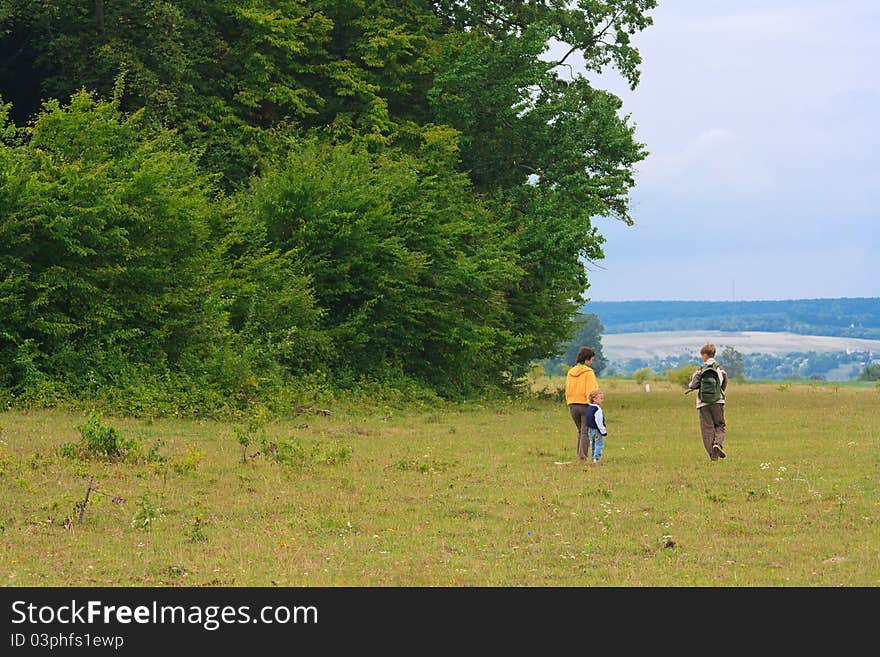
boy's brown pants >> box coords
[698,403,726,457]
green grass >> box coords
[1,379,877,586]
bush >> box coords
[241,136,519,397]
[633,368,654,385]
[60,414,137,461]
[0,90,225,397]
[261,436,352,468]
[666,365,695,387]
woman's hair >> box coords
[576,347,596,364]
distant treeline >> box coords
[585,298,880,339]
[605,350,877,382]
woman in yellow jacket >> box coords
[565,347,599,461]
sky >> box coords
[561,0,879,302]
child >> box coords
[686,343,728,461]
[585,389,608,463]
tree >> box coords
[0,1,442,188]
[561,312,607,374]
[427,1,655,365]
[0,89,224,391]
[239,133,520,396]
[0,1,660,401]
[719,346,745,379]
[633,368,654,385]
[858,364,880,381]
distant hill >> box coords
[583,298,880,340]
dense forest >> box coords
[585,298,880,339]
[0,2,657,414]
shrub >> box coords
[130,494,162,530]
[60,414,137,461]
[633,368,654,385]
[0,89,226,401]
[171,445,205,475]
[666,365,695,387]
[261,436,352,468]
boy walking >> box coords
[686,343,728,461]
[565,347,599,461]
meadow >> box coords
[1,379,877,587]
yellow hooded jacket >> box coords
[565,364,598,405]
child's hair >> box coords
[576,346,595,363]
[588,389,604,403]
[700,343,717,358]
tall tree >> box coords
[0,1,443,188]
[719,346,745,379]
[428,1,655,365]
[240,132,520,396]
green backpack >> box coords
[698,362,723,403]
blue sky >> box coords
[563,1,879,302]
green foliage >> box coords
[61,414,137,461]
[666,366,695,387]
[541,312,608,374]
[858,364,880,381]
[171,444,205,475]
[131,493,162,530]
[393,457,454,474]
[0,98,18,142]
[234,415,267,463]
[260,435,352,468]
[633,367,654,385]
[0,1,660,409]
[0,90,225,391]
[242,135,520,397]
[719,346,745,379]
[426,3,653,367]
[212,206,330,377]
[0,1,443,188]
[187,514,209,544]
[146,439,167,463]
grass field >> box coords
[1,379,878,587]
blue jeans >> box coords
[588,428,605,461]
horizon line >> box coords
[585,296,880,304]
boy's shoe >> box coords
[713,444,726,459]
